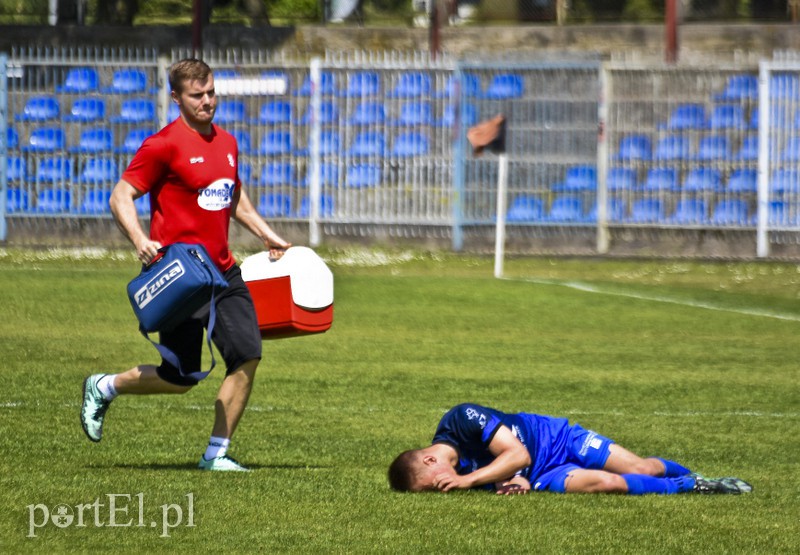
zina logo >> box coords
[134,261,185,309]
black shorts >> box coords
[155,264,262,387]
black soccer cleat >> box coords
[692,476,747,494]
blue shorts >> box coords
[531,423,614,493]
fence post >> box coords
[308,57,322,247]
[157,55,170,130]
[596,64,609,254]
[0,53,7,242]
[756,61,770,258]
[451,65,465,251]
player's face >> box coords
[173,76,216,131]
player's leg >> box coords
[602,443,689,477]
[563,469,629,493]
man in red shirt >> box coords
[80,58,291,471]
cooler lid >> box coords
[240,247,334,309]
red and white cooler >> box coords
[240,247,333,339]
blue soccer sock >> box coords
[623,474,695,495]
[657,458,691,477]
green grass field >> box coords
[0,248,798,553]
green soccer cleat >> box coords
[719,477,753,493]
[80,374,111,443]
[692,476,743,494]
[198,454,250,472]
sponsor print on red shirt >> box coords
[122,117,240,271]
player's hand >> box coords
[268,243,291,261]
[433,472,470,492]
[496,483,529,496]
[136,239,163,265]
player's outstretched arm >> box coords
[109,179,161,264]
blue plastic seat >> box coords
[103,69,148,94]
[709,104,748,130]
[296,131,341,157]
[436,73,481,98]
[303,163,339,187]
[7,157,28,182]
[257,193,293,218]
[341,72,380,97]
[134,194,150,215]
[768,201,799,226]
[6,187,30,213]
[346,164,382,188]
[552,165,596,192]
[483,73,524,99]
[388,72,432,98]
[258,131,293,156]
[116,128,154,154]
[663,103,706,130]
[627,198,665,223]
[393,101,432,126]
[587,198,626,222]
[780,136,800,161]
[110,98,156,124]
[643,168,678,191]
[79,189,112,214]
[259,162,297,187]
[436,103,478,128]
[297,195,334,218]
[710,199,750,225]
[214,100,247,124]
[80,158,119,184]
[546,196,585,222]
[56,67,99,93]
[63,98,106,123]
[168,103,180,122]
[616,134,652,161]
[770,73,800,98]
[714,74,758,101]
[391,132,429,157]
[299,101,339,126]
[35,157,72,183]
[668,198,708,225]
[22,127,65,152]
[607,167,638,190]
[506,195,545,222]
[349,131,386,157]
[7,127,19,149]
[771,169,799,195]
[230,129,252,155]
[695,135,730,160]
[654,135,691,161]
[238,162,253,185]
[349,101,386,126]
[70,127,114,153]
[683,168,723,192]
[16,96,60,122]
[728,169,758,193]
[36,188,72,213]
[735,135,758,161]
[294,72,337,96]
[257,100,292,124]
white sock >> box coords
[97,374,118,400]
[204,436,230,460]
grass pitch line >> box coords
[505,276,800,322]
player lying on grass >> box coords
[388,403,752,495]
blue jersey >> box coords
[431,403,608,489]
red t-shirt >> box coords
[122,118,240,271]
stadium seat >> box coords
[393,101,432,126]
[110,98,156,124]
[695,135,730,161]
[259,162,297,187]
[483,73,524,99]
[435,103,478,128]
[771,169,799,195]
[346,164,382,188]
[103,69,148,94]
[710,199,751,225]
[70,127,114,153]
[654,135,691,161]
[56,67,99,93]
[79,189,112,214]
[16,96,60,122]
[642,168,678,191]
[168,103,180,122]
[627,198,665,223]
[79,158,119,184]
[134,193,150,215]
[349,101,387,126]
[238,162,253,185]
[297,194,334,218]
[257,131,293,156]
[388,72,432,98]
[551,165,596,192]
[294,72,337,96]
[35,156,72,183]
[340,71,381,97]
[257,193,293,218]
[348,131,386,157]
[303,163,339,187]
[22,127,65,152]
[780,136,800,161]
[606,167,638,191]
[436,73,481,98]
[6,187,30,213]
[299,101,339,126]
[391,131,429,157]
[545,196,585,222]
[668,198,708,225]
[63,98,106,122]
[230,128,252,155]
[615,134,652,161]
[662,103,706,130]
[682,168,723,192]
[36,188,72,212]
[708,104,748,130]
[714,74,758,101]
[7,156,28,182]
[296,130,341,157]
[768,200,800,226]
[735,135,758,161]
[214,100,247,124]
[116,128,154,154]
[587,197,626,222]
[257,100,292,125]
[506,195,545,222]
[727,169,758,194]
[770,73,800,98]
